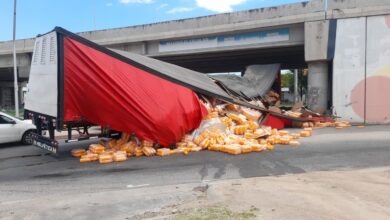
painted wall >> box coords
[333,15,390,123]
[333,17,366,123]
[365,15,390,123]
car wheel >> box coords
[22,130,35,145]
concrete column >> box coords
[307,61,328,114]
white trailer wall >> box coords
[24,32,58,117]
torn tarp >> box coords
[210,64,281,99]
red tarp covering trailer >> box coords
[63,37,208,146]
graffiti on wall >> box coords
[307,87,320,107]
[351,69,390,123]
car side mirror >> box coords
[10,120,16,125]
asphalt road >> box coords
[1,125,390,195]
[1,125,390,219]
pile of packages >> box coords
[71,103,315,164]
[259,91,341,128]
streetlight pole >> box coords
[294,69,299,102]
[93,0,96,30]
[13,0,19,117]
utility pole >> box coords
[294,69,299,102]
[13,0,19,117]
[93,0,96,30]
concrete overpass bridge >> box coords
[1,0,390,118]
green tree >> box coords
[281,71,294,92]
[281,69,308,101]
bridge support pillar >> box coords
[307,61,329,114]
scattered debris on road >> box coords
[69,103,354,164]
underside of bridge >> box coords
[155,45,306,73]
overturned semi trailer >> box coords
[24,27,309,154]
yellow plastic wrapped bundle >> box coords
[259,139,268,145]
[252,129,268,139]
[234,125,247,135]
[224,135,240,145]
[176,142,187,148]
[195,129,226,149]
[225,104,240,112]
[279,136,291,145]
[221,145,242,155]
[205,111,218,119]
[186,142,197,149]
[267,135,281,145]
[266,144,274,150]
[208,144,223,151]
[71,149,86,157]
[220,117,233,127]
[99,154,113,164]
[89,144,105,154]
[240,107,261,122]
[100,149,115,156]
[113,151,127,162]
[120,141,137,155]
[178,147,191,155]
[251,144,266,152]
[291,133,300,139]
[335,121,351,128]
[157,148,171,156]
[142,146,156,157]
[245,138,258,144]
[80,155,91,163]
[300,130,312,137]
[227,113,247,125]
[142,140,153,148]
[189,146,202,152]
[238,138,246,145]
[135,147,144,157]
[84,152,99,161]
[199,138,210,149]
[240,145,252,153]
[170,148,188,155]
[244,132,255,139]
[278,130,290,136]
[194,132,205,145]
[246,121,259,131]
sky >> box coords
[0,0,307,42]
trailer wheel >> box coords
[21,130,36,145]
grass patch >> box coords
[173,205,257,220]
[1,108,24,118]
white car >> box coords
[0,112,36,144]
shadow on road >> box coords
[0,142,25,149]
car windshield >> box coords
[0,115,15,124]
[0,112,20,122]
